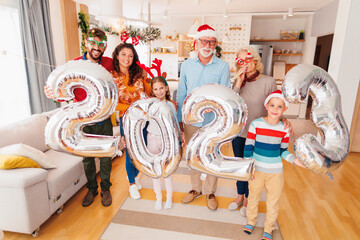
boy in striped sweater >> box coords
[243,90,304,240]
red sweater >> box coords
[71,54,114,102]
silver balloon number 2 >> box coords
[283,64,350,178]
[182,84,254,181]
[123,98,182,178]
[45,61,120,157]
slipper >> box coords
[262,232,272,240]
[243,224,254,235]
[228,200,243,210]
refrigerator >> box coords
[250,44,274,76]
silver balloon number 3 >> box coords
[283,64,350,177]
[123,98,182,178]
[45,61,120,157]
[182,84,254,181]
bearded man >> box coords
[176,24,230,210]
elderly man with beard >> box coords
[44,28,114,207]
[177,24,230,210]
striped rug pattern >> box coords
[101,161,283,240]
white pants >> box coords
[147,133,173,200]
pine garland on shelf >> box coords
[91,23,161,45]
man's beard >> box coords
[88,48,104,61]
[198,47,215,58]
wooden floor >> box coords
[3,121,360,239]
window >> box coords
[0,5,30,126]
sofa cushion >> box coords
[0,155,41,169]
[45,150,84,198]
[0,144,56,169]
[0,114,48,152]
[0,168,48,188]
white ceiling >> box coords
[76,0,335,20]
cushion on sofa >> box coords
[0,144,56,169]
[0,155,41,169]
[0,114,48,152]
[45,150,84,198]
[0,168,48,188]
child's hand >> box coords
[121,136,126,148]
[180,133,186,148]
[293,158,306,168]
[281,117,295,136]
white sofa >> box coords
[0,111,101,237]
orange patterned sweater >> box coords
[112,71,151,117]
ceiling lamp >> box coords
[283,14,287,20]
[188,18,200,37]
[195,0,200,5]
[163,10,168,19]
[288,8,294,17]
[225,0,231,4]
[224,9,228,18]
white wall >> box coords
[311,0,338,37]
[328,0,360,128]
[0,0,17,8]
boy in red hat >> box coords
[242,90,304,240]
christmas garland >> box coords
[91,24,161,45]
[78,11,90,54]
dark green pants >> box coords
[82,118,113,192]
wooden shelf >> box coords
[150,52,177,55]
[250,39,305,42]
[273,53,303,56]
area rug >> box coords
[101,160,283,240]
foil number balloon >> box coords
[123,98,182,178]
[282,64,350,177]
[45,61,120,157]
[182,84,254,181]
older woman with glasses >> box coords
[228,46,293,216]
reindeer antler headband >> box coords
[136,58,168,86]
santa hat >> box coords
[190,24,218,59]
[264,90,289,107]
[194,24,218,39]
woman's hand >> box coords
[44,86,55,99]
[121,136,126,148]
[293,158,306,168]
[232,67,247,89]
[281,117,294,136]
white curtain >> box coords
[0,6,31,126]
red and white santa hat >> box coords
[264,90,289,107]
[194,24,218,40]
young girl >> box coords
[147,76,183,210]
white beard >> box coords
[198,47,215,58]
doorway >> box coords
[306,34,334,118]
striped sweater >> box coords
[244,117,295,173]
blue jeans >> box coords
[120,117,148,184]
[232,136,249,198]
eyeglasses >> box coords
[198,38,217,46]
[87,38,107,49]
[235,57,253,65]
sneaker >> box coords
[181,190,202,203]
[101,190,112,207]
[129,184,141,199]
[164,198,172,209]
[82,190,98,207]
[154,199,162,210]
[240,206,247,217]
[135,177,142,190]
[262,232,273,240]
[228,200,243,211]
[206,194,218,210]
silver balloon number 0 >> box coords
[182,84,254,181]
[282,64,350,177]
[123,98,182,178]
[45,61,120,157]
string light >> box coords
[0,49,57,68]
